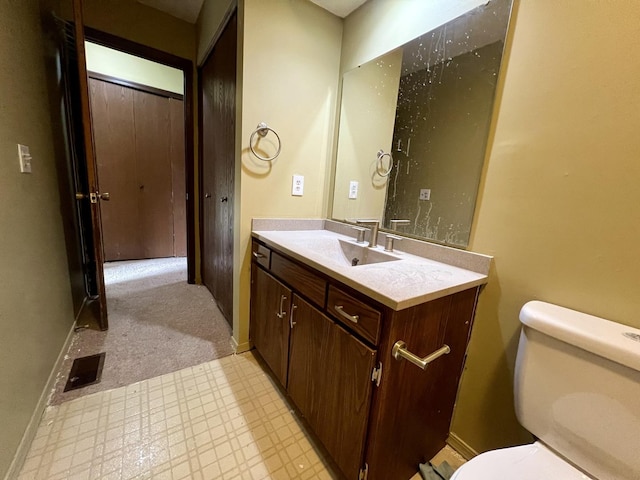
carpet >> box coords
[49,257,234,405]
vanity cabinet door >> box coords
[288,294,376,480]
[250,264,292,386]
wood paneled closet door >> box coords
[90,78,186,261]
[200,11,237,326]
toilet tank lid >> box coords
[520,301,640,372]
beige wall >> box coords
[235,0,343,348]
[85,42,184,94]
[0,1,75,477]
[453,0,640,452]
[332,48,401,222]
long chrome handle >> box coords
[276,295,287,319]
[252,251,265,259]
[392,341,450,370]
[290,304,297,328]
[334,305,359,324]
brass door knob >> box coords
[99,192,110,201]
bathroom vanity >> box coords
[250,220,490,480]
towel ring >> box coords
[250,122,281,161]
[376,149,393,177]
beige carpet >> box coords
[49,257,234,405]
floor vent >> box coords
[64,353,106,392]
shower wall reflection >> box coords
[384,39,504,246]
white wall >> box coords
[85,42,183,94]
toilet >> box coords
[451,300,640,480]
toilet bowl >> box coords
[450,301,640,480]
[450,442,591,479]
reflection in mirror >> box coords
[332,0,513,248]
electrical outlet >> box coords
[18,144,32,173]
[292,175,304,196]
[419,188,431,201]
[349,181,358,199]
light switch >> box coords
[292,175,304,196]
[349,181,358,199]
[18,144,32,173]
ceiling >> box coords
[136,0,368,24]
[137,0,205,24]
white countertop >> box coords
[252,229,488,310]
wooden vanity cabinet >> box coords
[250,239,480,480]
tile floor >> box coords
[18,352,337,480]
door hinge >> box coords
[359,463,369,480]
[371,362,382,387]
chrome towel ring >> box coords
[250,122,281,161]
[376,149,393,177]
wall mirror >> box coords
[331,0,513,248]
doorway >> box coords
[85,43,187,262]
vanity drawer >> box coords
[270,252,327,307]
[251,241,271,269]
[327,285,381,345]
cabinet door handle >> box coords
[276,295,287,319]
[392,341,450,370]
[253,251,265,259]
[290,304,297,328]
[334,305,359,324]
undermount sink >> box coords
[338,239,399,266]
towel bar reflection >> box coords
[250,122,282,161]
[392,341,450,370]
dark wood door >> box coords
[90,78,186,261]
[72,0,108,329]
[288,294,376,480]
[200,12,237,325]
[250,265,292,385]
[90,79,140,261]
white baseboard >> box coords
[447,432,479,460]
[3,322,76,480]
[231,336,251,354]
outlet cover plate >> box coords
[419,188,431,201]
[292,175,304,196]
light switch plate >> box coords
[292,175,304,196]
[349,181,358,199]
[18,144,32,173]
[419,188,431,200]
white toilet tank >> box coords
[515,301,640,480]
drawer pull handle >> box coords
[290,304,297,328]
[276,295,287,319]
[392,341,450,370]
[334,305,359,324]
[253,251,265,259]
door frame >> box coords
[84,27,197,283]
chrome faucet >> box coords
[355,220,380,248]
[390,219,410,231]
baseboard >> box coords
[231,336,251,354]
[3,321,76,480]
[447,432,479,460]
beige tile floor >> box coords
[18,352,337,480]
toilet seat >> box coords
[450,442,593,480]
